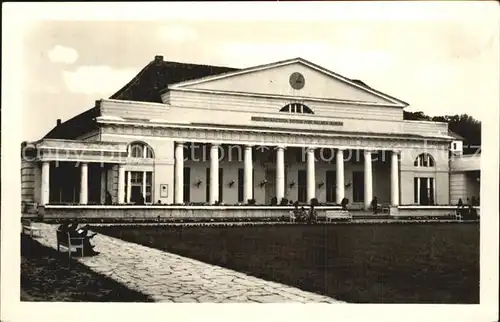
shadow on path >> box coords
[21,234,154,302]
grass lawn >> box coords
[20,234,154,302]
[93,223,479,303]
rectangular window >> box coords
[219,168,223,202]
[238,168,244,202]
[50,162,80,203]
[420,177,429,205]
[352,171,364,202]
[414,177,419,204]
[326,170,336,203]
[183,167,191,203]
[206,167,210,202]
[145,171,152,203]
[124,171,128,202]
[252,169,255,201]
[415,177,436,205]
[128,171,144,203]
[429,177,435,205]
[125,171,153,204]
[297,169,307,203]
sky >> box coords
[12,2,500,141]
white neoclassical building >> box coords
[21,56,480,212]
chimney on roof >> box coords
[154,55,164,63]
[56,119,61,126]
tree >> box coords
[403,111,481,145]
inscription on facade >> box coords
[251,116,343,126]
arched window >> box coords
[414,153,435,167]
[128,142,154,158]
[280,103,314,114]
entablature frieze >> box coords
[100,123,450,152]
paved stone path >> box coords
[32,223,343,303]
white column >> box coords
[363,150,373,209]
[336,148,345,204]
[118,165,125,204]
[142,171,147,202]
[276,146,285,203]
[126,171,132,203]
[244,145,253,202]
[210,143,219,204]
[41,161,50,205]
[79,162,88,205]
[306,148,316,203]
[175,142,184,204]
[391,150,400,206]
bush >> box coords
[270,197,278,206]
[280,198,289,206]
[310,198,319,206]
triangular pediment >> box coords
[168,58,408,106]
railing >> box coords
[450,154,481,171]
[37,139,128,152]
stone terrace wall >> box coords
[37,205,343,220]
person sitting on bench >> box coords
[299,207,307,221]
[73,223,97,239]
[60,220,99,256]
[341,197,349,210]
[371,197,379,214]
[308,205,318,224]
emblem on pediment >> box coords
[289,72,305,90]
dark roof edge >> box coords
[43,105,101,139]
[109,60,154,100]
[42,58,157,139]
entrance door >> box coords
[326,170,336,203]
[419,177,427,205]
[131,185,142,203]
[297,169,307,203]
[87,164,102,204]
[352,171,365,203]
[265,169,276,204]
[417,177,435,205]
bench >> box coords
[325,210,352,222]
[379,204,390,213]
[21,219,41,237]
[56,229,85,258]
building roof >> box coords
[44,55,389,139]
[448,129,465,141]
[44,56,238,139]
[110,55,238,103]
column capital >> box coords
[276,145,286,150]
[210,142,222,148]
[176,141,186,146]
[305,146,315,153]
[245,144,254,149]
